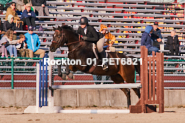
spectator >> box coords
[0,37,8,58]
[0,0,11,11]
[25,26,45,58]
[12,0,29,12]
[21,3,36,29]
[0,18,4,38]
[4,14,15,31]
[5,2,20,23]
[1,30,18,58]
[141,25,159,54]
[99,24,116,52]
[4,14,17,40]
[151,21,162,49]
[166,30,179,56]
[31,0,49,18]
[16,34,29,57]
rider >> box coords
[77,17,108,70]
[99,24,116,52]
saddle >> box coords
[92,43,115,59]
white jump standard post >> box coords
[24,52,62,113]
[24,52,141,114]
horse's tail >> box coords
[128,56,140,76]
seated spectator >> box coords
[4,14,17,40]
[0,0,11,11]
[4,14,15,32]
[25,26,45,58]
[151,22,162,49]
[99,24,116,52]
[1,30,18,58]
[141,25,159,54]
[0,40,8,58]
[5,2,23,30]
[0,18,4,38]
[31,0,49,19]
[166,30,179,56]
[16,34,29,57]
[5,2,20,23]
[21,3,36,29]
[12,0,28,12]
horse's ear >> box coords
[59,26,63,31]
[57,26,61,31]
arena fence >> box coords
[0,56,185,89]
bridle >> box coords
[53,30,83,53]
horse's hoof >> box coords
[62,74,67,80]
[66,71,70,75]
[68,73,75,79]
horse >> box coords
[50,25,140,108]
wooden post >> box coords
[159,53,164,113]
[130,46,164,113]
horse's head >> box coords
[50,26,67,52]
[50,25,79,52]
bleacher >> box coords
[0,0,184,58]
[1,0,185,89]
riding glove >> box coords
[82,36,88,40]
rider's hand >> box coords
[82,36,88,40]
[157,38,162,42]
[109,44,112,47]
[42,4,45,7]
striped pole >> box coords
[39,60,42,107]
[42,60,45,106]
[45,61,48,106]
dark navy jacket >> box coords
[21,10,36,19]
[141,26,153,49]
[151,28,162,41]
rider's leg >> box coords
[97,37,105,53]
[96,37,108,70]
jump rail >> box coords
[24,46,164,113]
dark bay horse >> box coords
[50,25,140,107]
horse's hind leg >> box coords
[121,88,131,108]
[132,88,140,98]
[110,74,131,108]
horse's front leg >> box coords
[66,65,75,79]
[57,64,67,80]
[66,64,70,75]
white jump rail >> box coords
[51,83,141,90]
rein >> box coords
[66,35,83,53]
[66,35,81,46]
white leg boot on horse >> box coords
[65,65,75,80]
[58,65,67,81]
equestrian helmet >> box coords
[79,17,88,25]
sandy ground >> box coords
[0,107,185,123]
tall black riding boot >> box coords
[99,50,108,71]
